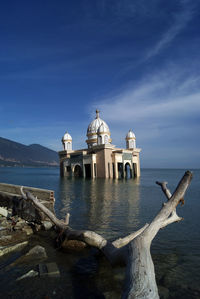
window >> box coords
[104,135,108,144]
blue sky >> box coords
[0,0,199,168]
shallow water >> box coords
[0,167,199,298]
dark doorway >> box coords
[125,163,132,179]
[118,163,123,179]
[74,165,83,177]
[85,164,91,178]
[66,166,71,177]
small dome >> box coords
[126,129,135,139]
[97,122,110,134]
[87,110,110,136]
[62,132,72,141]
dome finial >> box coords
[96,109,100,119]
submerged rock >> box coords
[26,245,47,259]
[16,269,38,281]
[11,245,47,265]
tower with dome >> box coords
[58,110,141,178]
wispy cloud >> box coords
[96,67,200,124]
[145,0,195,60]
[92,64,200,167]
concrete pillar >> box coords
[135,160,141,177]
[132,165,135,178]
[83,164,86,178]
[91,162,95,178]
[114,162,118,179]
[71,165,75,177]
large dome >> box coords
[87,110,110,136]
[86,110,111,148]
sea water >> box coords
[0,167,199,298]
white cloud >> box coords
[145,1,195,59]
[91,65,200,167]
[96,70,200,125]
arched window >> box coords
[98,135,102,145]
[130,140,134,148]
[104,135,109,144]
[67,142,71,150]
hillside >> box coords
[0,137,59,167]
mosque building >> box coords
[58,110,141,179]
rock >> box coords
[16,269,38,281]
[0,226,9,237]
[0,218,9,226]
[22,226,33,235]
[0,241,28,257]
[42,221,53,231]
[26,245,47,259]
[14,219,26,230]
[62,239,87,252]
[11,245,47,265]
[0,207,10,217]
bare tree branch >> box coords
[20,171,193,299]
[156,181,172,199]
[21,187,68,230]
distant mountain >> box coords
[0,137,59,167]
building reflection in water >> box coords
[56,177,141,240]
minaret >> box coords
[62,132,72,151]
[126,129,136,149]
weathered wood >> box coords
[123,171,192,299]
[21,171,192,299]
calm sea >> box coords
[0,167,199,298]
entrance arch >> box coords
[125,162,132,179]
[74,164,83,177]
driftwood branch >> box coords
[156,181,183,228]
[156,181,172,199]
[21,171,192,299]
[20,187,68,230]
